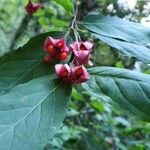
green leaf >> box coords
[90,99,105,113]
[0,31,63,95]
[0,75,72,149]
[82,15,150,63]
[51,17,69,27]
[54,0,74,13]
[78,67,150,121]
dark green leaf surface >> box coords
[78,67,150,121]
[0,75,71,150]
[82,15,150,63]
[54,0,74,13]
[0,31,63,95]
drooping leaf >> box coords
[0,75,72,150]
[0,31,63,95]
[93,33,150,63]
[53,0,74,13]
[82,14,150,63]
[78,67,150,121]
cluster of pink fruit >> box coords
[44,37,94,84]
[25,0,94,84]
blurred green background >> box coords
[0,0,150,149]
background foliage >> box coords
[0,0,150,149]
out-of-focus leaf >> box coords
[53,0,74,13]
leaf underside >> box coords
[82,14,150,63]
[78,67,150,121]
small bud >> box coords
[25,0,42,15]
[44,55,52,63]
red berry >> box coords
[44,55,51,63]
[57,42,64,49]
[47,45,55,54]
[59,52,68,61]
[75,67,83,77]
